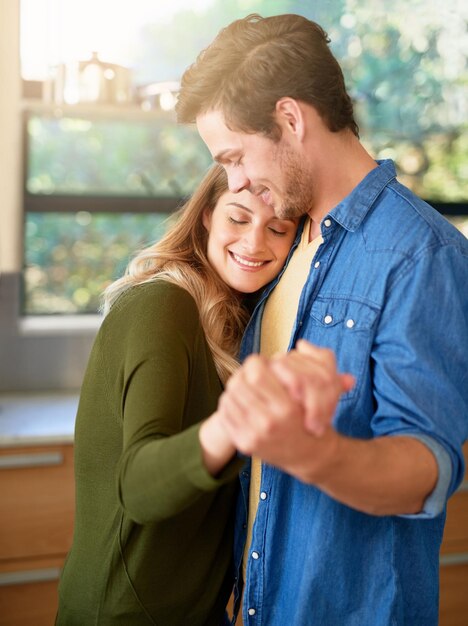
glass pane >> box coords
[26,114,212,197]
[23,212,171,314]
[340,5,468,203]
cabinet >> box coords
[0,444,74,626]
[0,437,465,625]
[440,442,468,626]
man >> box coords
[176,13,468,625]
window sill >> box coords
[18,314,102,337]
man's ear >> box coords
[202,208,212,232]
[275,97,305,142]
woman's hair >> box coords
[176,13,359,139]
[102,164,249,383]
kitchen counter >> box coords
[0,392,78,447]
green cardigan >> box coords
[56,281,243,626]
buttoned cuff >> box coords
[399,434,452,519]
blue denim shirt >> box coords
[232,160,468,626]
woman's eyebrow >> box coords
[226,202,253,213]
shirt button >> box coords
[260,491,267,500]
[248,608,256,616]
[314,261,320,268]
[251,551,260,560]
[324,218,332,227]
[346,319,355,328]
[324,315,333,324]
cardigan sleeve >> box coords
[107,282,242,524]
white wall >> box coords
[0,1,96,392]
[0,0,22,272]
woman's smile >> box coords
[203,189,298,293]
[229,251,271,270]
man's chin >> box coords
[276,204,307,220]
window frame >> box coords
[21,103,189,216]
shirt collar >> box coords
[246,160,397,325]
[328,159,397,232]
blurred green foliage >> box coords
[24,0,467,314]
[24,213,172,313]
[27,116,212,197]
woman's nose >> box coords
[241,227,266,253]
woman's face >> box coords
[203,189,298,294]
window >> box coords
[20,0,468,314]
[23,110,211,313]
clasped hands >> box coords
[216,340,355,479]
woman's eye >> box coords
[228,217,248,225]
[269,227,287,236]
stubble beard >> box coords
[274,143,314,220]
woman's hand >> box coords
[199,412,237,476]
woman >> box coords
[56,164,297,625]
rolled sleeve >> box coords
[399,434,452,519]
[372,243,468,501]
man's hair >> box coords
[176,13,359,138]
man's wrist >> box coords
[296,427,344,485]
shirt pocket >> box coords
[305,297,380,401]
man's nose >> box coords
[227,168,250,193]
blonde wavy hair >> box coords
[102,164,249,384]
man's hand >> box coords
[217,342,437,514]
[216,344,352,480]
[218,354,304,461]
[270,340,355,435]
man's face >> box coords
[196,109,314,220]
